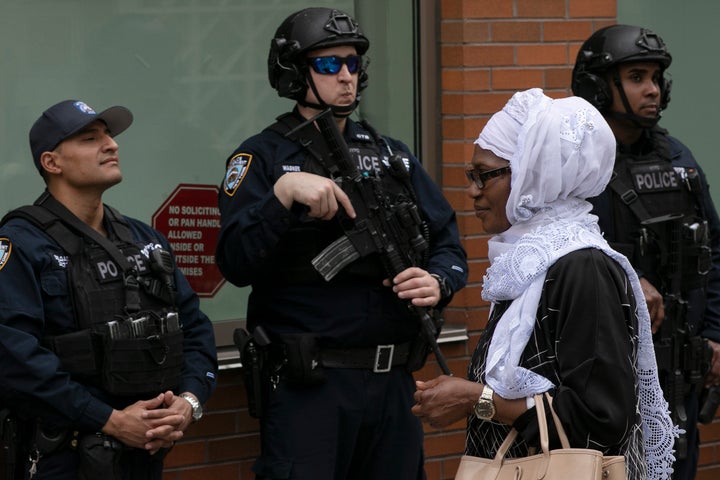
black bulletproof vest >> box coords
[607,130,710,293]
[1,193,183,396]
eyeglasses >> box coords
[465,165,511,189]
[307,55,362,75]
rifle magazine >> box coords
[312,235,361,281]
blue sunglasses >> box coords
[307,55,362,75]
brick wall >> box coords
[160,1,720,478]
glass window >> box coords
[0,0,430,351]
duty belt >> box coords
[320,342,411,373]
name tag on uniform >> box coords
[630,163,680,193]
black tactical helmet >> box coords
[268,7,369,101]
[572,24,672,112]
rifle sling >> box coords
[271,111,341,178]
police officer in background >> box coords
[0,100,217,479]
[216,7,467,480]
[572,25,720,480]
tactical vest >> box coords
[607,129,711,294]
[1,192,184,397]
[260,112,429,285]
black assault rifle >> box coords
[653,219,711,459]
[285,108,452,375]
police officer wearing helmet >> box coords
[216,7,467,480]
[0,100,217,479]
[573,25,720,480]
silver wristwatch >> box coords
[180,393,203,422]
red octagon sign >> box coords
[152,184,225,298]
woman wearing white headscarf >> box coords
[412,89,677,480]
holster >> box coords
[77,433,124,480]
[5,419,72,480]
[0,410,18,480]
[234,327,274,419]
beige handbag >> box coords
[454,393,626,480]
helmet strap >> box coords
[297,72,359,118]
[610,69,661,129]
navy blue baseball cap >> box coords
[29,100,133,174]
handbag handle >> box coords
[534,393,551,454]
[492,427,520,460]
[490,393,570,465]
[544,393,572,448]
[489,394,554,477]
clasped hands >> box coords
[102,391,195,454]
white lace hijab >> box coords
[477,88,677,479]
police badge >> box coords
[0,238,12,271]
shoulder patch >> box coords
[223,153,252,197]
[0,238,12,271]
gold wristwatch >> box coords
[473,384,496,421]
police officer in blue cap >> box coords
[216,7,467,480]
[0,100,217,479]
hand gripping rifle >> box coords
[285,108,452,375]
[699,384,720,424]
